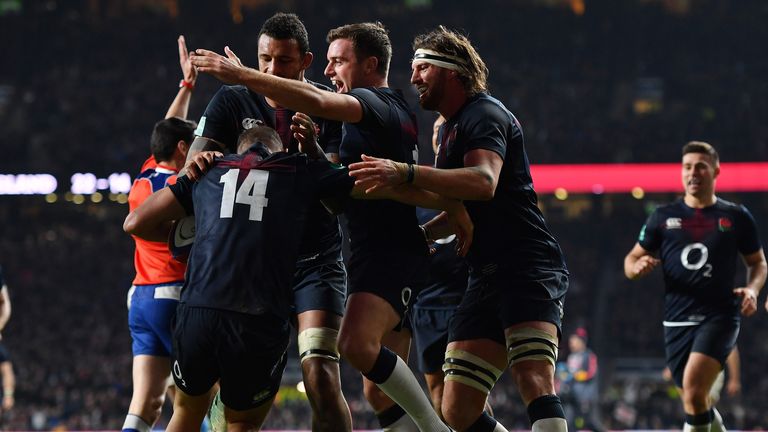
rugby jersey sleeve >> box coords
[347,88,388,129]
[736,205,762,255]
[638,208,662,252]
[168,175,195,215]
[319,117,342,155]
[307,160,355,201]
[194,86,239,151]
[459,101,510,160]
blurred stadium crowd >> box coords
[0,0,767,430]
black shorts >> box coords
[449,267,568,345]
[0,342,10,363]
[410,305,456,374]
[664,315,739,387]
[292,260,347,317]
[347,252,428,320]
[172,304,290,410]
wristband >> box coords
[406,164,415,184]
[179,79,195,90]
[3,390,12,397]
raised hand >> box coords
[178,35,197,84]
[190,46,249,85]
[291,112,320,156]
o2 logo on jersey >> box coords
[219,169,269,221]
[680,242,712,278]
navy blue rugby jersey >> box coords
[342,87,426,257]
[436,93,566,272]
[413,208,467,308]
[638,198,762,322]
[195,81,344,263]
[169,144,354,320]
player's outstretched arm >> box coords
[734,248,767,316]
[124,188,188,242]
[624,243,660,280]
[348,149,502,201]
[359,185,473,256]
[190,47,363,123]
[165,35,197,120]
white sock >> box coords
[376,356,450,432]
[683,422,711,432]
[532,417,568,432]
[711,408,726,432]
[494,421,510,432]
[384,413,420,432]
[122,414,151,432]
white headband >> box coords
[412,48,467,72]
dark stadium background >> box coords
[0,0,766,430]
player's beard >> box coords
[419,79,445,111]
[419,83,443,111]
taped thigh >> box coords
[506,327,559,368]
[298,327,339,363]
[443,349,503,395]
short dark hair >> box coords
[682,141,719,165]
[413,26,489,95]
[150,117,196,162]
[236,124,283,154]
[259,13,310,54]
[326,22,391,76]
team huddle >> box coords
[120,12,766,432]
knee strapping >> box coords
[506,328,559,367]
[443,349,503,395]
[298,327,340,363]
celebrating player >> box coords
[347,26,570,432]
[189,13,351,431]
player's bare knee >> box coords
[302,358,338,388]
[511,361,553,395]
[682,385,711,412]
[337,336,378,370]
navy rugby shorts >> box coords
[172,304,290,410]
[449,266,568,345]
[664,314,739,387]
[292,260,347,317]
